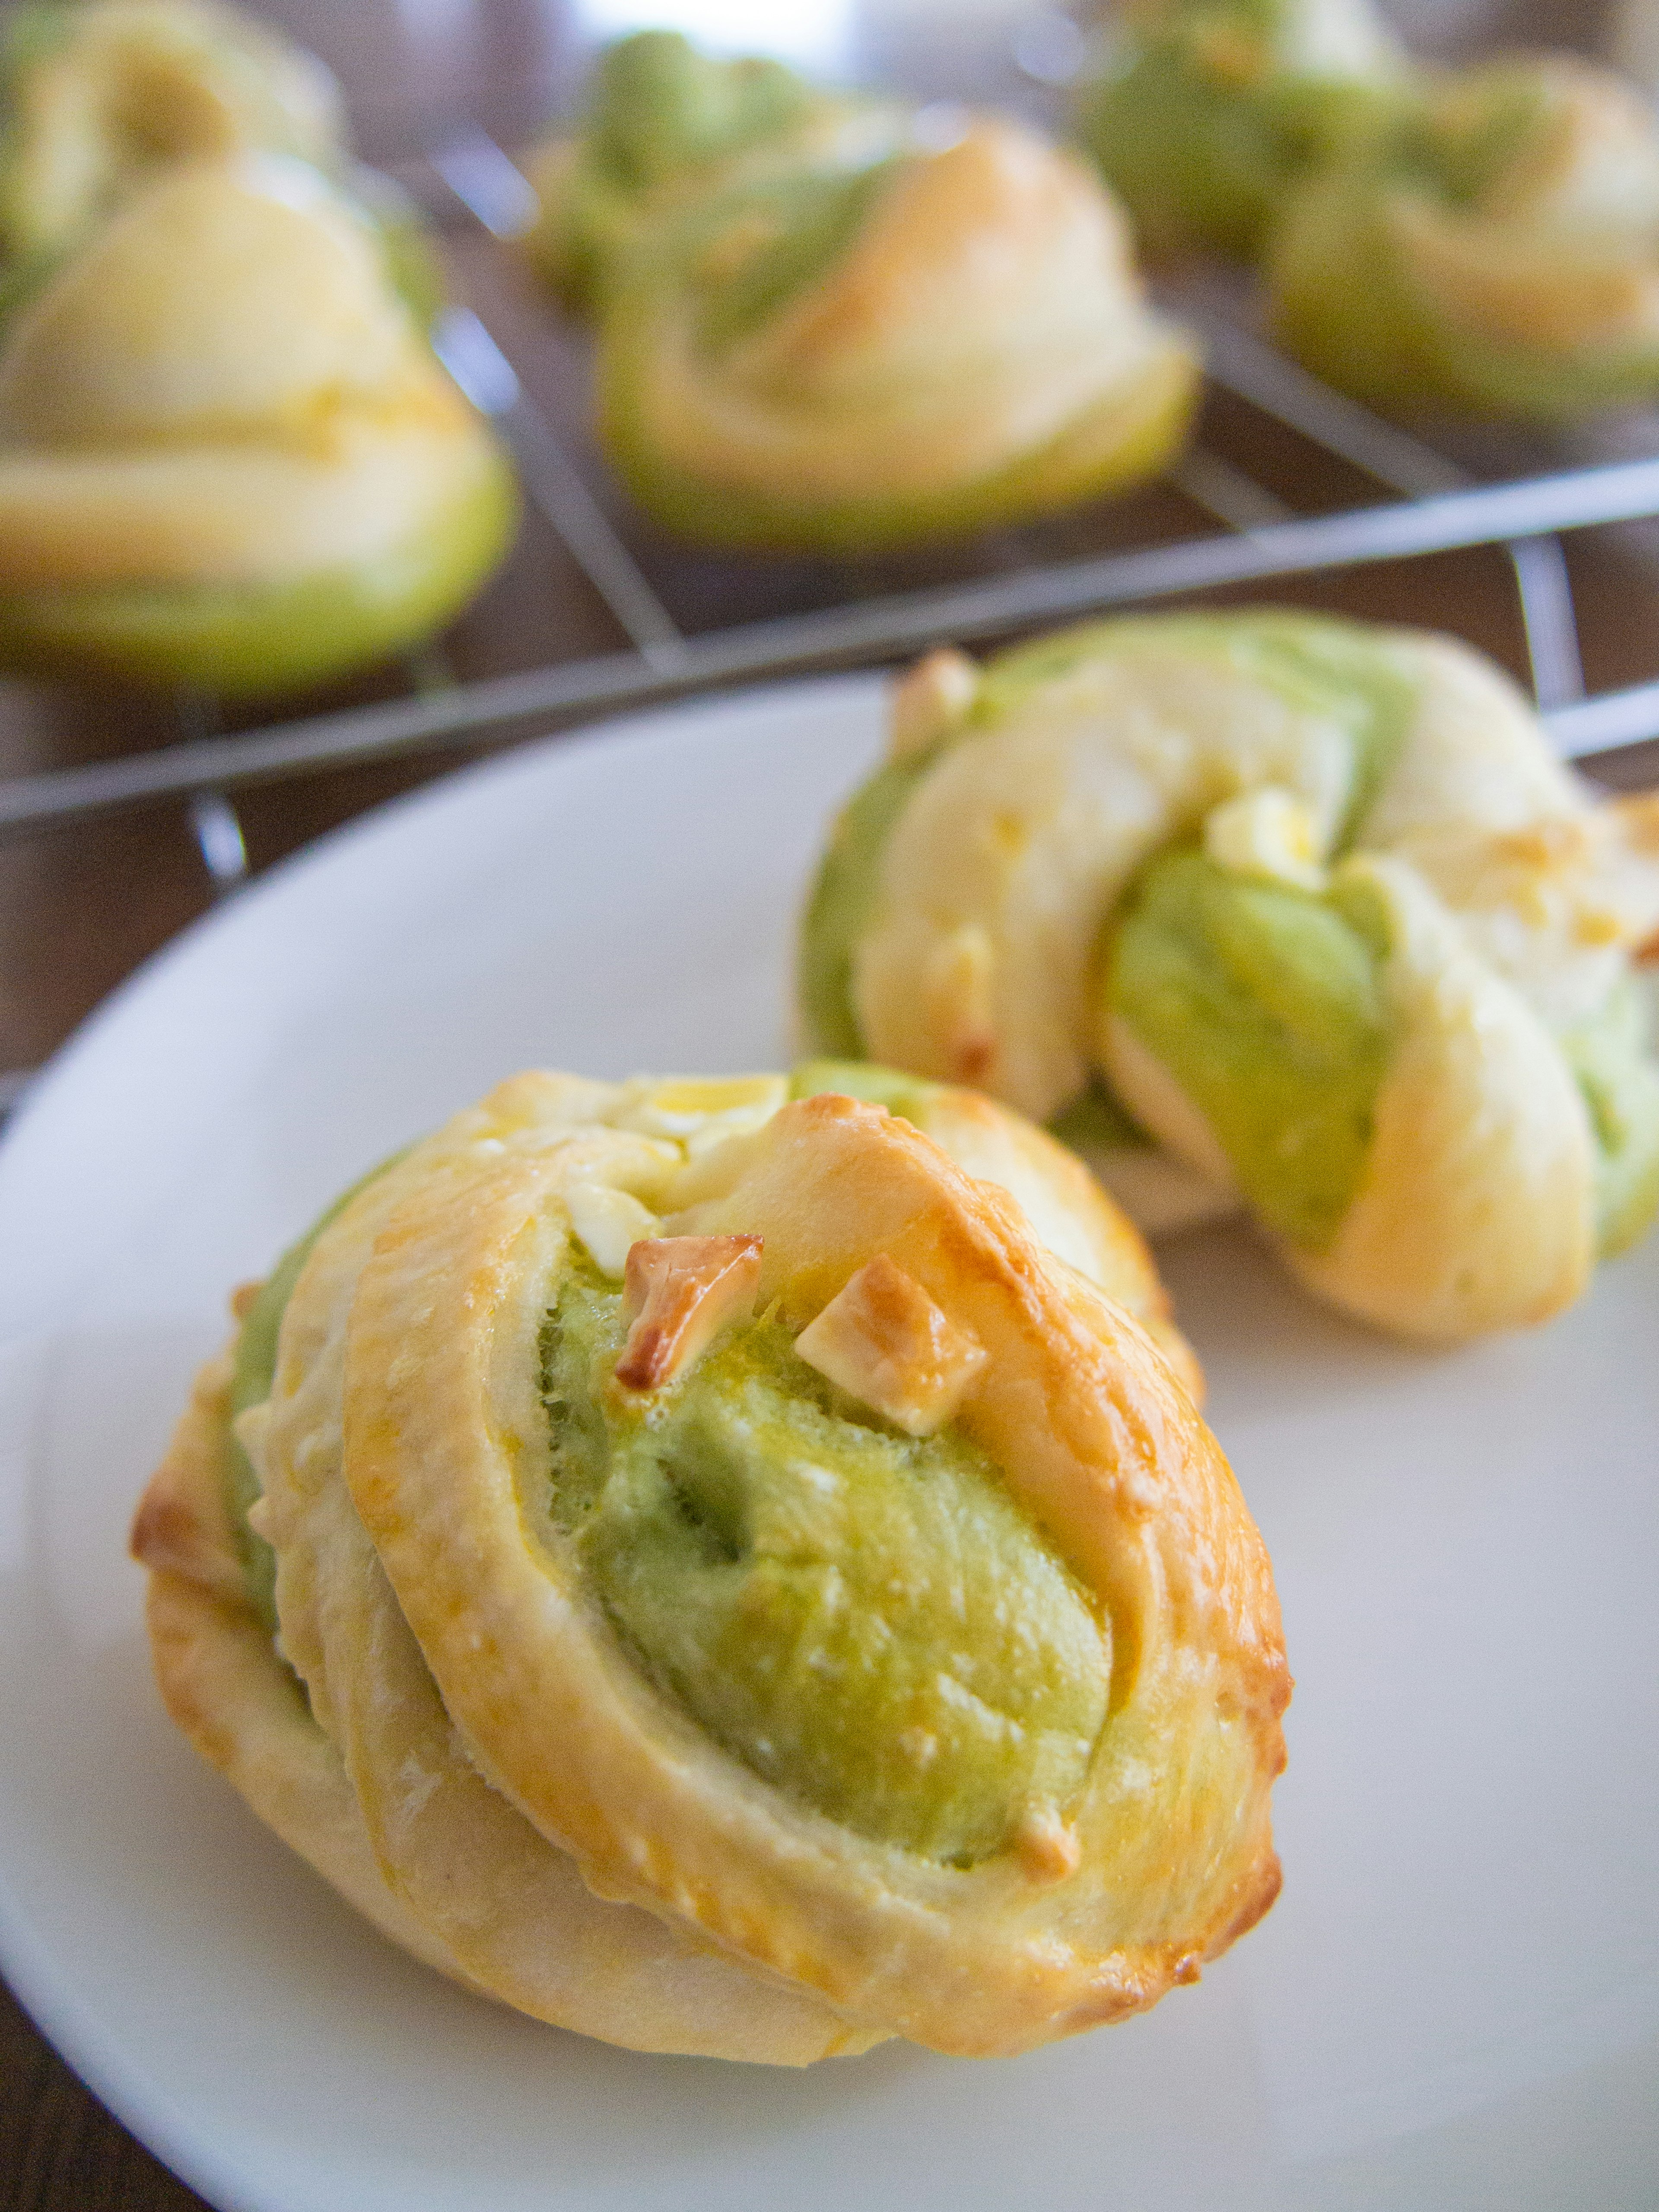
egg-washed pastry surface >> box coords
[799,612,1659,1341]
[1267,53,1659,422]
[1074,0,1404,261]
[133,1065,1286,2063]
[0,152,516,691]
[523,30,1199,553]
[0,0,346,291]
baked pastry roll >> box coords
[1075,0,1403,261]
[799,613,1659,1339]
[1268,53,1659,421]
[522,28,834,311]
[0,0,346,286]
[133,1067,1286,2062]
[0,153,516,691]
[526,31,1199,553]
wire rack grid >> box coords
[6,124,1659,1121]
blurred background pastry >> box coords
[799,611,1659,1339]
[524,30,1201,551]
[0,0,347,298]
[0,153,516,692]
[1267,51,1659,421]
[1074,0,1405,260]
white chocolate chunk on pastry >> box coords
[793,1252,988,1436]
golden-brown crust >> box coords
[133,1343,488,1984]
[340,1090,1285,2056]
[134,1306,886,2062]
[137,1068,1265,2063]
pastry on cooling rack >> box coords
[521,28,836,310]
[799,612,1659,1341]
[1267,53,1659,422]
[525,31,1199,553]
[0,154,516,693]
[132,1066,1286,2062]
[0,0,346,286]
[1074,0,1404,261]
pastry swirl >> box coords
[798,612,1659,1338]
[1268,53,1659,422]
[527,32,1199,552]
[0,152,515,690]
[133,1067,1285,2061]
[0,0,346,284]
[1075,0,1403,261]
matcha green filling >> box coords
[1046,1080,1152,1155]
[687,160,895,356]
[787,1056,941,1120]
[588,30,814,201]
[1103,849,1393,1250]
[552,29,819,306]
[1081,39,1386,258]
[1563,977,1659,1259]
[540,1255,1109,1863]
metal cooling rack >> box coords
[6,126,1659,1119]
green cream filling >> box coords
[588,30,813,200]
[540,1255,1109,1864]
[550,30,819,306]
[1076,3,1401,257]
[1564,978,1659,1259]
[1103,849,1393,1250]
[687,161,895,357]
[787,1055,941,1120]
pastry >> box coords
[521,28,834,311]
[0,0,346,289]
[527,31,1199,553]
[0,153,516,691]
[1074,0,1403,260]
[1267,52,1659,423]
[133,1067,1286,2062]
[798,613,1659,1340]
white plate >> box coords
[1,677,1656,2212]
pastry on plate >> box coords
[1268,53,1659,421]
[1074,0,1403,260]
[0,0,346,286]
[799,612,1659,1340]
[527,31,1200,553]
[0,153,516,692]
[133,1067,1286,2062]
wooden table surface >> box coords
[3,3,1651,2207]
